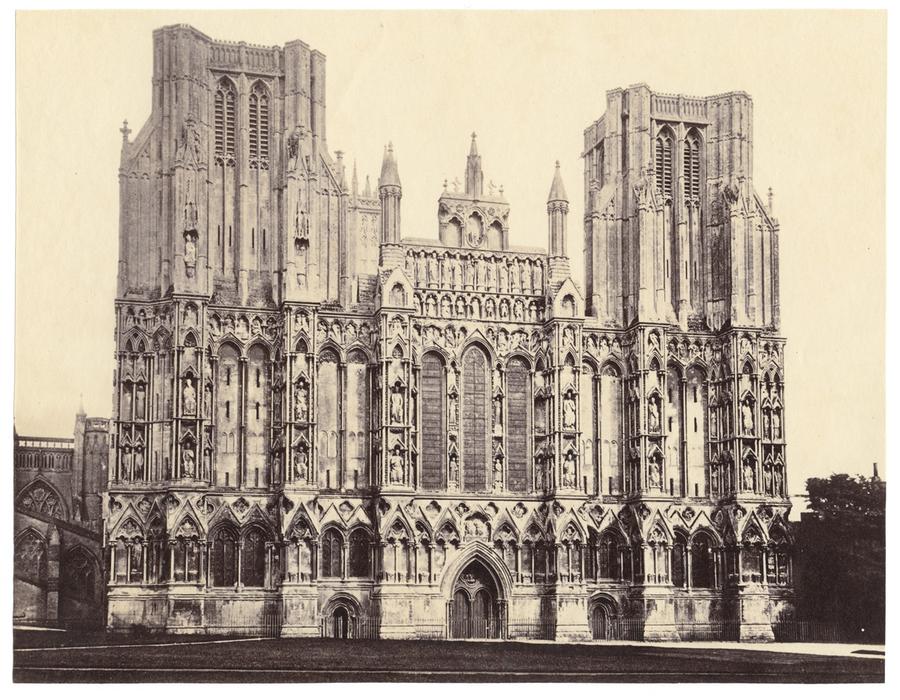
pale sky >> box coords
[14,10,886,498]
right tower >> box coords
[582,85,790,640]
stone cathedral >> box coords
[106,24,793,641]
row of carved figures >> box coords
[405,249,545,294]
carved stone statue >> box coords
[428,254,439,285]
[743,461,755,491]
[563,394,576,430]
[648,396,661,433]
[184,201,198,232]
[449,398,458,425]
[391,390,404,424]
[710,466,720,493]
[389,448,405,484]
[184,234,197,278]
[742,400,755,434]
[493,456,503,486]
[203,383,212,416]
[562,453,576,488]
[182,446,195,478]
[649,458,661,489]
[183,378,197,415]
[772,411,782,439]
[774,466,784,495]
[764,466,773,493]
[449,453,459,485]
[294,385,308,421]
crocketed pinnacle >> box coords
[379,142,401,188]
[547,160,568,203]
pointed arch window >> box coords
[684,132,701,203]
[654,128,675,202]
[249,83,270,169]
[214,78,236,165]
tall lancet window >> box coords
[684,131,701,203]
[654,127,675,203]
[214,78,236,164]
[249,82,270,169]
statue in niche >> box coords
[509,259,520,291]
[492,367,502,391]
[183,446,195,478]
[449,453,459,484]
[405,251,416,280]
[465,260,476,288]
[498,261,509,292]
[562,452,576,488]
[528,301,537,322]
[493,456,503,487]
[774,466,783,495]
[498,332,509,355]
[425,296,436,317]
[648,396,661,433]
[412,253,424,286]
[563,326,575,347]
[441,297,451,317]
[390,390,404,424]
[648,457,662,489]
[183,378,197,415]
[710,465,720,493]
[449,398,458,425]
[470,298,481,319]
[440,255,451,285]
[519,261,529,292]
[203,383,212,416]
[455,297,466,316]
[389,448,405,484]
[743,461,755,490]
[134,450,144,481]
[485,298,496,319]
[499,299,510,319]
[772,411,782,439]
[184,233,197,278]
[741,400,755,434]
[389,318,403,337]
[763,412,771,439]
[764,466,773,493]
[563,393,576,430]
[533,261,543,291]
[513,300,524,321]
[493,397,503,433]
[428,254,439,285]
[294,449,308,481]
[184,201,198,232]
[251,317,262,337]
[451,255,461,288]
[294,385,308,421]
[238,317,249,339]
[444,327,456,348]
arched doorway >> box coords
[590,599,619,640]
[332,606,350,639]
[449,560,501,639]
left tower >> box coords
[108,25,349,631]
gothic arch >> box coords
[439,541,513,602]
[16,478,68,520]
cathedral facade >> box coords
[105,24,793,641]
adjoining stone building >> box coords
[105,24,792,641]
[14,410,108,629]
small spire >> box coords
[379,142,401,188]
[351,159,359,195]
[364,175,372,198]
[469,132,478,156]
[547,160,568,203]
[120,119,131,143]
[767,186,774,214]
[874,462,879,480]
[78,393,86,416]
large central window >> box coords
[461,346,489,491]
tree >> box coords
[796,473,885,642]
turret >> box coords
[465,132,483,197]
[547,161,568,258]
[379,143,402,245]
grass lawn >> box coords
[13,635,885,683]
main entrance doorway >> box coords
[331,606,350,639]
[449,560,502,639]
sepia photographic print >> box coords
[9,6,889,686]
